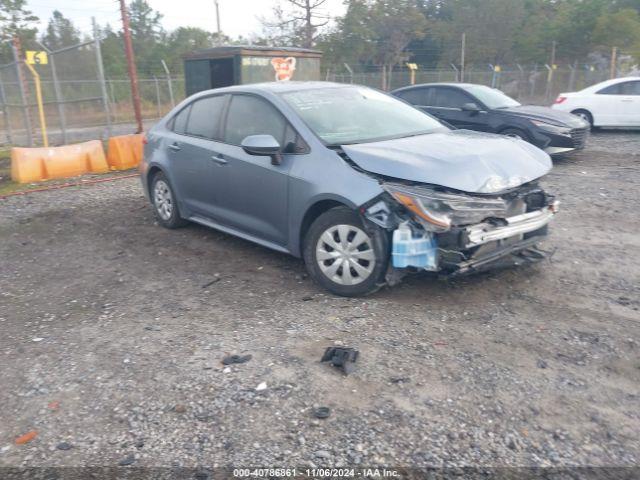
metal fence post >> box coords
[0,69,13,144]
[11,41,33,147]
[153,75,162,118]
[108,80,118,124]
[515,64,525,99]
[38,41,67,144]
[450,64,459,82]
[530,65,537,98]
[161,60,175,108]
[568,62,577,92]
[93,18,112,139]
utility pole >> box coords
[610,46,618,79]
[214,0,221,38]
[460,32,466,83]
[119,0,143,133]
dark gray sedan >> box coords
[141,82,558,296]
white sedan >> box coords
[551,77,640,128]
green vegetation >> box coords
[1,0,639,76]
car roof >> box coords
[392,82,487,93]
[193,81,354,97]
[581,76,640,93]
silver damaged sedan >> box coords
[141,82,558,296]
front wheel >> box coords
[501,128,530,142]
[303,207,389,297]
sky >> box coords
[27,0,345,39]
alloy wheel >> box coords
[315,224,376,286]
[154,179,173,221]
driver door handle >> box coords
[211,154,228,165]
[168,142,181,152]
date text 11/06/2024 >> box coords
[233,468,400,478]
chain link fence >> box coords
[0,36,623,148]
[0,35,185,148]
[327,65,614,104]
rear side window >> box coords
[397,88,431,106]
[432,88,472,108]
[171,105,191,134]
[598,84,622,95]
[184,95,226,139]
[621,81,640,95]
[224,95,288,146]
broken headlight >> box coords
[383,183,508,231]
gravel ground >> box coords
[0,131,639,473]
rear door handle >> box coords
[211,154,228,165]
[168,142,181,152]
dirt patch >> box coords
[0,132,638,469]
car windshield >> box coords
[280,86,447,145]
[464,85,520,109]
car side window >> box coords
[184,95,226,139]
[597,84,622,95]
[171,105,191,134]
[432,88,472,109]
[398,88,431,106]
[621,81,640,95]
[224,95,288,148]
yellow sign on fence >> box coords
[26,51,48,65]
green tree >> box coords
[435,0,527,66]
[98,23,127,78]
[41,10,81,51]
[0,0,39,62]
[317,0,374,66]
[128,0,166,75]
[164,27,230,72]
[594,8,640,61]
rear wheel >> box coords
[571,109,594,128]
[303,207,389,297]
[151,171,188,229]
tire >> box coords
[571,109,594,128]
[150,171,188,229]
[303,207,390,297]
[501,128,531,143]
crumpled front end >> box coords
[363,181,558,278]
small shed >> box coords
[183,45,323,96]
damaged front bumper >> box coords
[364,182,558,278]
[442,235,549,277]
[463,204,557,248]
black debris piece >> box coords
[118,454,136,466]
[56,442,73,451]
[390,377,410,384]
[313,406,331,419]
[222,354,252,365]
[202,278,221,288]
[321,346,359,374]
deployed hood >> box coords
[498,105,587,128]
[341,130,552,194]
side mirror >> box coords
[461,102,481,114]
[241,134,282,165]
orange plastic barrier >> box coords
[11,140,109,184]
[107,134,144,170]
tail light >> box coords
[554,96,567,104]
[142,135,148,145]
